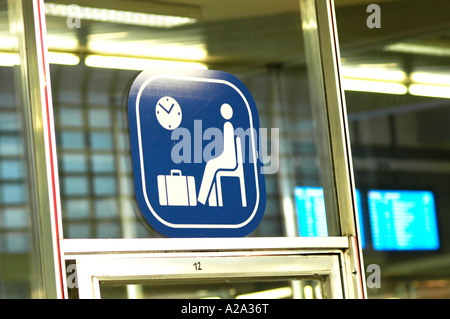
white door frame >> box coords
[64,237,348,299]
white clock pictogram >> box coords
[155,96,182,130]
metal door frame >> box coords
[10,0,65,298]
[15,0,366,299]
[64,237,348,299]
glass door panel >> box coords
[44,0,341,239]
[0,0,33,298]
[0,0,61,298]
[0,0,364,299]
[37,0,365,299]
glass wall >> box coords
[335,0,450,298]
[44,0,340,240]
[0,0,32,298]
[0,0,360,299]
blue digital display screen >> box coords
[368,190,440,251]
[294,187,328,237]
[294,187,365,248]
[355,190,365,249]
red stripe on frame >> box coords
[36,0,65,298]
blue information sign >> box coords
[128,68,266,237]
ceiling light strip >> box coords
[44,3,196,28]
[236,287,292,299]
[84,54,207,71]
[0,51,79,66]
[409,84,450,99]
[342,78,408,95]
[0,52,21,66]
[385,43,450,57]
[342,66,406,82]
[47,52,80,65]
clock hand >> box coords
[167,103,175,113]
[158,103,171,113]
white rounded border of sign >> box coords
[135,74,261,229]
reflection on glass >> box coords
[99,279,324,299]
[66,199,89,219]
[294,187,328,237]
[46,0,328,239]
[294,187,365,248]
[59,108,83,126]
[0,0,33,298]
[60,131,85,149]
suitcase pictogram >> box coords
[157,169,197,206]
